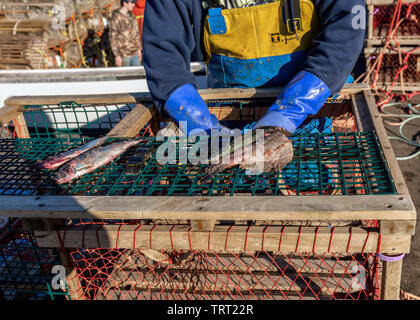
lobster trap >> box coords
[365,46,420,92]
[0,84,416,300]
[365,0,420,94]
[367,0,420,47]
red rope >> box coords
[188,227,193,251]
[115,225,122,249]
[346,227,353,253]
[56,230,65,251]
[133,224,143,249]
[262,226,268,251]
[95,226,100,248]
[244,225,251,251]
[169,225,175,250]
[295,226,302,252]
[225,226,233,251]
[149,225,157,249]
[208,229,212,250]
[370,0,420,104]
[81,226,86,248]
[278,226,285,252]
[361,231,370,254]
[328,227,335,253]
[313,226,319,253]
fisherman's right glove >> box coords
[164,84,232,136]
[252,71,331,133]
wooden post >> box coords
[381,259,403,300]
[56,248,85,300]
[379,221,414,300]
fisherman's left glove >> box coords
[252,71,331,133]
[164,84,233,136]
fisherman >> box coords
[109,0,142,67]
[142,0,365,141]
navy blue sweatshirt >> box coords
[143,0,366,108]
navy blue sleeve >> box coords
[303,0,366,95]
[142,0,204,108]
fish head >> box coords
[55,164,77,185]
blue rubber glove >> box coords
[252,71,331,133]
[164,84,232,136]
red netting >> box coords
[368,52,419,86]
[372,3,420,40]
[364,0,420,103]
[66,249,381,300]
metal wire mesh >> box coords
[0,130,396,197]
[0,219,64,300]
[0,98,391,300]
[67,248,381,300]
[21,102,153,139]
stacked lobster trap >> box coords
[0,0,120,69]
[364,0,420,98]
[0,84,416,300]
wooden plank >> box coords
[34,224,411,254]
[351,93,374,131]
[0,194,415,221]
[365,0,417,5]
[364,46,420,55]
[0,104,21,127]
[117,252,363,275]
[106,103,158,138]
[367,39,420,47]
[3,84,367,108]
[97,268,360,295]
[12,113,30,138]
[363,89,410,195]
[380,220,416,237]
[4,93,150,108]
[95,289,318,300]
[381,259,403,300]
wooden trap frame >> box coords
[0,84,416,300]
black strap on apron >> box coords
[283,0,302,39]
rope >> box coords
[12,20,22,35]
[72,17,89,68]
[359,0,420,104]
[380,102,420,160]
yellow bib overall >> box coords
[203,0,320,88]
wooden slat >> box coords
[365,0,418,5]
[34,224,411,254]
[117,252,362,275]
[381,259,403,300]
[106,103,157,138]
[3,84,368,108]
[362,90,410,195]
[97,268,360,295]
[4,93,150,108]
[12,113,30,138]
[0,104,21,127]
[0,194,416,221]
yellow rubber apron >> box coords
[203,0,320,88]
